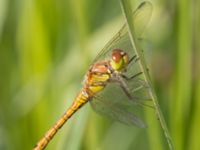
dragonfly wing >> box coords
[126,75,152,101]
[90,95,147,128]
[133,1,153,38]
[89,66,153,127]
[89,1,153,129]
[92,1,153,63]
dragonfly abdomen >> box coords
[33,89,89,150]
[66,89,90,118]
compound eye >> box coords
[112,49,123,63]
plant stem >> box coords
[119,0,174,149]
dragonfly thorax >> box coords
[110,49,129,71]
[84,49,129,95]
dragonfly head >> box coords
[110,49,129,71]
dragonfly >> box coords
[34,1,153,150]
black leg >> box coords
[119,82,154,108]
[122,67,150,80]
[122,72,143,80]
[129,72,143,80]
[109,75,133,100]
[128,55,140,65]
[128,55,137,64]
[118,82,133,99]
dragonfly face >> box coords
[110,49,129,71]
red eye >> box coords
[112,49,123,63]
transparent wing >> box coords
[92,1,153,63]
[89,1,153,128]
[90,70,152,127]
[133,1,153,37]
[90,94,147,128]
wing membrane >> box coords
[92,1,153,63]
[89,1,153,127]
[133,1,153,38]
[90,95,146,128]
[89,72,152,127]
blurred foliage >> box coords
[0,0,199,150]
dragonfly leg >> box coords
[109,74,133,99]
[118,81,133,99]
[128,55,140,65]
[118,83,153,108]
[110,75,153,108]
[118,82,153,108]
[128,55,137,64]
[122,71,143,80]
[122,67,149,80]
[128,48,147,65]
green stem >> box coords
[119,0,174,149]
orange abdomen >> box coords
[33,89,89,150]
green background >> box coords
[0,0,199,150]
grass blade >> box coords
[119,0,174,149]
